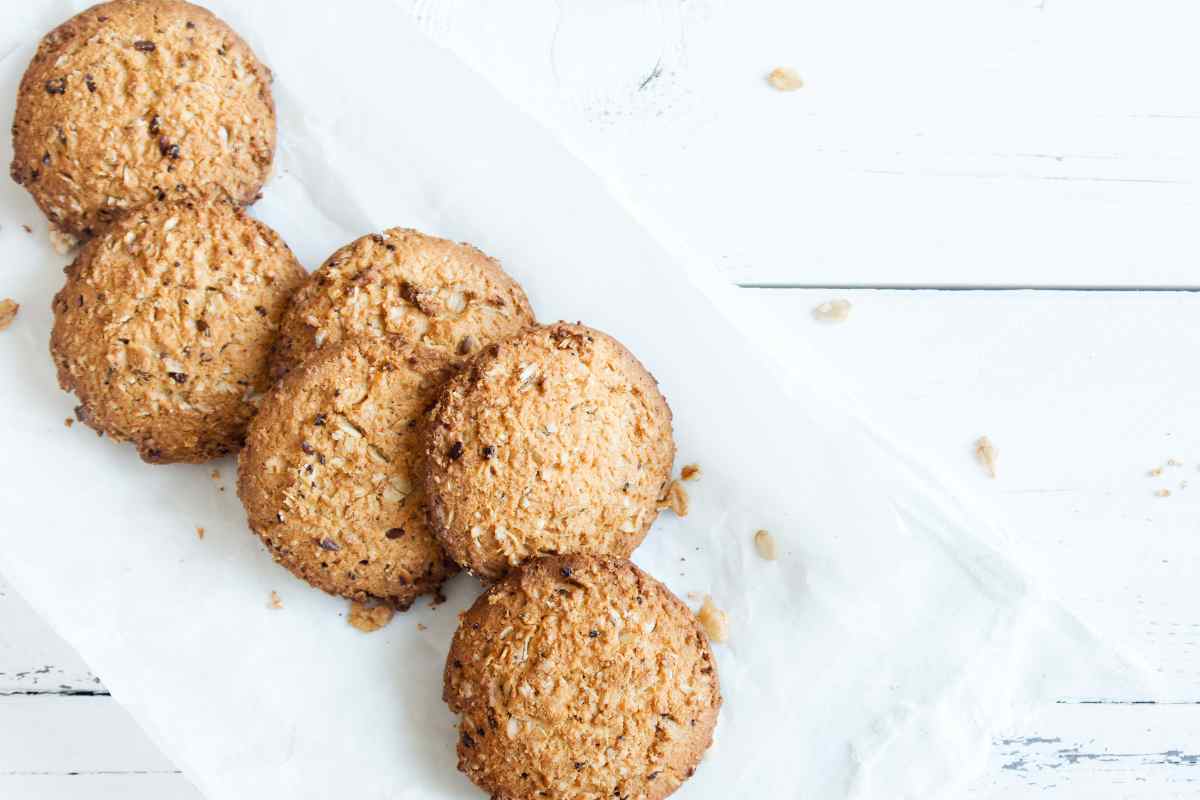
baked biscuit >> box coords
[11,0,275,238]
[424,322,675,579]
[444,555,721,799]
[270,228,534,376]
[238,336,458,608]
[50,194,305,463]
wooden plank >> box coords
[0,774,198,800]
[971,703,1200,797]
[405,0,1200,287]
[0,576,100,694]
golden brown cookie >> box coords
[237,336,459,608]
[424,322,675,579]
[11,0,275,238]
[270,228,535,376]
[444,555,721,800]
[50,194,305,463]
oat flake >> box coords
[974,436,997,478]
[767,66,804,91]
[812,298,851,323]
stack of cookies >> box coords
[16,2,722,797]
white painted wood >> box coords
[0,575,99,693]
[405,0,1200,288]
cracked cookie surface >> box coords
[444,555,721,800]
[424,322,675,579]
[11,0,275,238]
[50,194,305,463]
[238,336,458,607]
[270,228,535,377]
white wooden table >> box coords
[5,1,1200,796]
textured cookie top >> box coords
[50,194,305,463]
[424,323,675,579]
[238,336,458,608]
[444,555,721,800]
[270,228,535,376]
[11,0,275,238]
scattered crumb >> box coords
[349,600,394,633]
[211,469,221,480]
[1167,458,1183,467]
[680,463,702,481]
[0,298,19,331]
[195,526,205,539]
[21,224,32,234]
[48,225,78,255]
[659,479,690,517]
[812,298,851,323]
[1155,489,1171,498]
[1181,481,1189,490]
[416,622,427,631]
[269,590,283,609]
[64,417,74,428]
[219,486,226,492]
[753,529,777,561]
[1149,467,1164,477]
[696,595,729,643]
[766,66,804,91]
[974,436,998,478]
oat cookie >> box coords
[50,194,305,463]
[270,228,534,376]
[11,0,275,238]
[444,555,721,800]
[424,322,675,579]
[238,336,458,608]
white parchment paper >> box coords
[0,2,1149,798]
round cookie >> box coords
[270,228,535,376]
[443,555,721,800]
[238,336,459,608]
[50,194,306,463]
[11,0,275,239]
[424,322,675,579]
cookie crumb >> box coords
[21,224,32,234]
[269,590,283,609]
[753,529,777,561]
[416,622,427,631]
[696,595,728,643]
[767,66,804,91]
[812,298,851,322]
[349,600,394,632]
[680,463,702,481]
[1155,488,1171,498]
[211,468,221,480]
[48,225,78,255]
[660,479,690,517]
[974,436,998,478]
[0,299,19,331]
[1149,466,1164,477]
[64,417,74,428]
[195,526,205,539]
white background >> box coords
[5,0,1200,797]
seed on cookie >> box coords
[10,0,276,238]
[270,228,535,376]
[424,322,676,579]
[444,555,721,800]
[237,336,459,608]
[50,194,306,463]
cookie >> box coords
[444,555,721,799]
[270,228,535,376]
[237,336,459,608]
[50,194,305,463]
[11,0,275,238]
[424,322,675,579]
